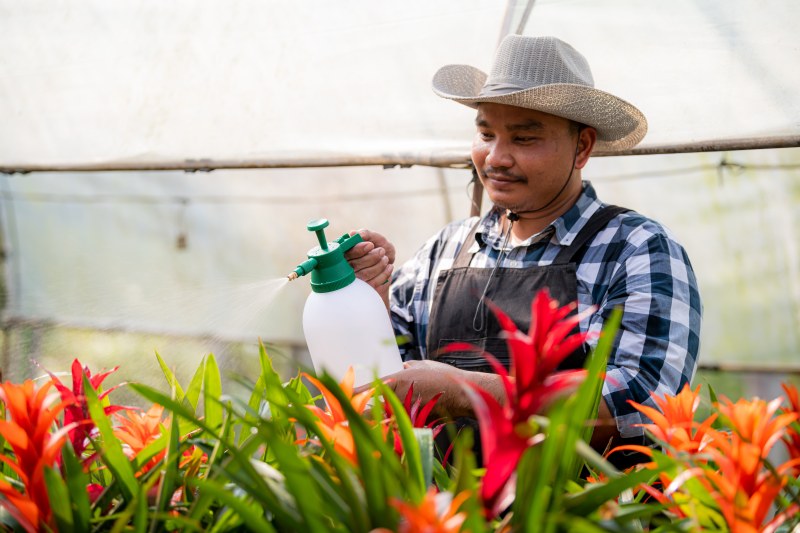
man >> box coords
[346,35,701,460]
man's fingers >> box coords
[351,250,389,280]
[344,240,374,261]
[349,229,396,264]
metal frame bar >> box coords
[2,135,798,175]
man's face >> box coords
[471,103,586,213]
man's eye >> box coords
[478,132,494,140]
[515,136,536,143]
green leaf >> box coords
[563,467,657,516]
[257,435,329,533]
[286,373,315,405]
[186,428,304,529]
[315,373,404,529]
[185,356,207,412]
[109,475,159,533]
[133,484,149,533]
[274,398,370,531]
[61,443,91,531]
[155,350,186,402]
[306,458,359,529]
[515,309,622,532]
[377,380,425,499]
[203,354,223,431]
[414,428,434,488]
[130,383,220,440]
[44,466,74,532]
[84,374,138,502]
[134,383,305,526]
[258,342,295,433]
[707,384,726,430]
[574,307,622,469]
[189,478,278,533]
[153,409,182,531]
[131,431,168,477]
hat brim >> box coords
[432,64,647,152]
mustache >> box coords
[480,167,526,182]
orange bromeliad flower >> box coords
[0,380,72,533]
[302,367,375,465]
[701,430,798,532]
[715,395,797,462]
[694,395,800,531]
[626,391,800,531]
[625,383,716,456]
[780,383,800,475]
[388,487,470,533]
[113,404,168,476]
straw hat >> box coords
[432,35,647,151]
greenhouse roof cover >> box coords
[1,0,798,168]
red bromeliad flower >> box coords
[460,383,540,517]
[384,383,445,457]
[0,380,73,533]
[446,289,594,517]
[387,487,470,533]
[46,358,131,459]
[113,404,168,476]
[302,367,375,465]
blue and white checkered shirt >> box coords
[389,181,702,438]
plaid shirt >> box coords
[390,181,702,438]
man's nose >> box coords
[485,140,513,168]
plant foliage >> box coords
[0,290,798,532]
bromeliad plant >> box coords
[0,289,798,531]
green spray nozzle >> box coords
[287,218,363,293]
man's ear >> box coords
[575,126,597,169]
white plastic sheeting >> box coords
[2,0,799,165]
[0,0,799,377]
[0,1,506,165]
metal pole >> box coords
[594,135,800,157]
[2,135,798,175]
[470,167,483,217]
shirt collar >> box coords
[476,181,604,249]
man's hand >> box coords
[377,360,500,419]
[344,229,395,309]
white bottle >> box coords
[304,277,402,387]
[289,218,403,387]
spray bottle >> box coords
[288,218,403,387]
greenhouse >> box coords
[1,1,799,531]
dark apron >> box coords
[425,205,634,467]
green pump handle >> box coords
[290,218,362,293]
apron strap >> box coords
[552,205,630,265]
[452,218,483,269]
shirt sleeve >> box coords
[591,229,702,439]
[390,246,426,360]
